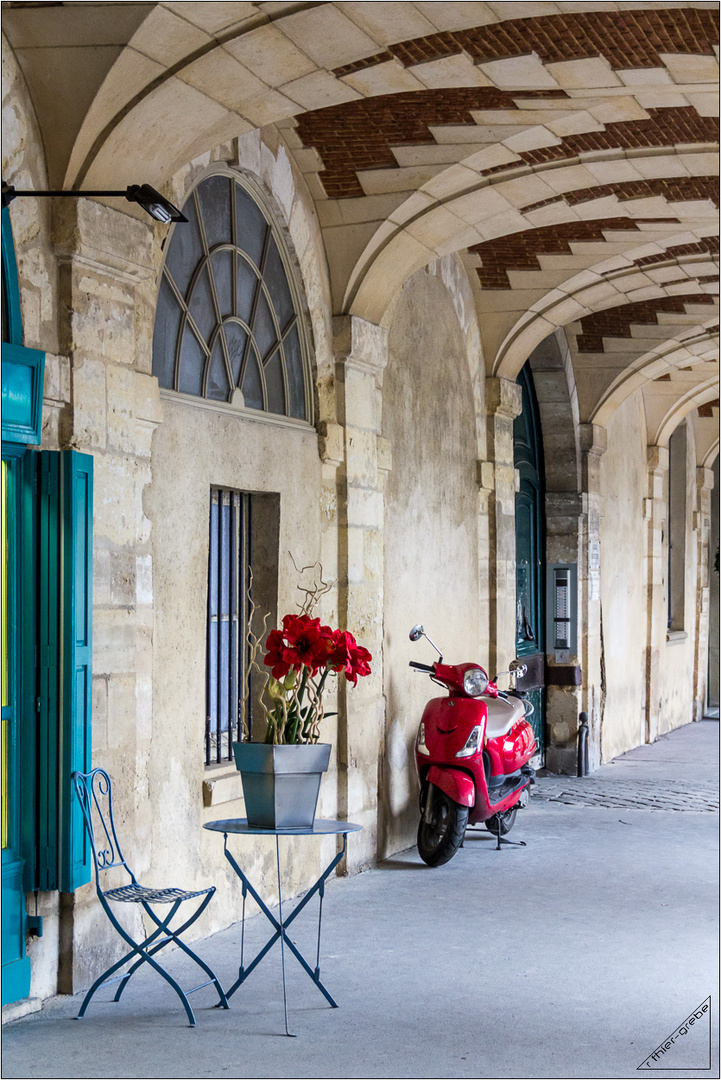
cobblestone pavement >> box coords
[533,776,719,812]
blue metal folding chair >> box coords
[72,768,229,1026]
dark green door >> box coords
[514,364,545,762]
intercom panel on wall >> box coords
[546,564,578,663]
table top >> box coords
[204,818,363,837]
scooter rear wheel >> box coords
[417,783,469,867]
[484,806,517,836]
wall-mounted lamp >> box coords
[1,181,187,224]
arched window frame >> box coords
[154,166,314,428]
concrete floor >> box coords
[3,720,718,1080]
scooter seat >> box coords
[485,695,526,739]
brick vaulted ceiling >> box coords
[330,8,719,77]
[2,1,719,435]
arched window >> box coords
[153,171,312,422]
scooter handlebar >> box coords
[409,661,436,673]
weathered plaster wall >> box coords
[381,267,480,858]
[148,402,330,933]
[599,394,647,762]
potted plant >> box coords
[233,564,372,829]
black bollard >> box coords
[577,712,589,777]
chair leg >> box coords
[111,908,183,1002]
[141,893,230,1011]
[79,900,198,1026]
[77,911,175,1019]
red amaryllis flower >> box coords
[328,630,372,686]
[264,628,292,680]
[279,614,335,675]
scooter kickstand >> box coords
[496,833,526,851]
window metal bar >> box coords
[205,493,214,766]
[246,495,254,742]
[229,492,238,759]
[216,493,224,765]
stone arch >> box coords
[344,152,718,324]
[592,331,719,429]
[514,329,584,772]
[494,266,719,383]
[654,380,720,447]
[526,329,582,496]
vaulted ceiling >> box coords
[2,1,718,449]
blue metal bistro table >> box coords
[204,818,362,1036]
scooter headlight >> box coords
[456,725,483,758]
[463,667,488,697]
[416,721,430,756]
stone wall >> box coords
[657,420,701,735]
[381,266,481,858]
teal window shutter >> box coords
[2,208,44,446]
[59,451,93,893]
[36,452,61,891]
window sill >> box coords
[202,766,244,808]
[666,630,688,646]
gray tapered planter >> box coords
[232,742,331,829]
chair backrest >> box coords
[71,769,136,890]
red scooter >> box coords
[409,625,536,866]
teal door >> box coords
[514,365,545,762]
[2,453,32,1005]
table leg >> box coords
[275,835,296,1037]
[222,833,347,1012]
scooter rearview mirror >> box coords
[409,624,425,642]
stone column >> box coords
[544,491,585,774]
[52,199,163,991]
[578,424,607,772]
[485,377,522,677]
[692,467,714,720]
[332,316,389,871]
[643,445,669,744]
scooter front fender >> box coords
[426,765,475,808]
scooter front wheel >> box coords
[417,783,469,867]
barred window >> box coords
[205,488,279,766]
[153,171,311,422]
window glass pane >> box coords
[164,194,204,298]
[264,350,285,415]
[224,321,247,388]
[187,263,217,345]
[264,235,294,332]
[235,185,268,270]
[207,335,230,402]
[218,621,229,733]
[178,326,205,397]
[236,256,257,326]
[252,290,277,362]
[208,636,218,729]
[208,497,218,616]
[152,276,183,389]
[220,497,230,616]
[283,324,306,420]
[242,349,264,411]
[156,174,309,420]
[197,175,231,250]
[209,249,233,319]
